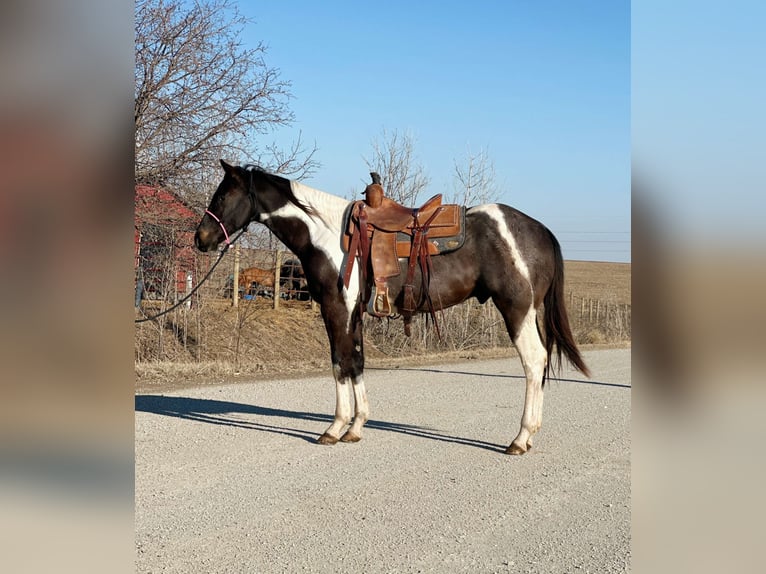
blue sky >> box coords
[633,0,766,247]
[236,1,630,262]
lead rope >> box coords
[134,228,246,323]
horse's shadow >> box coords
[135,395,507,453]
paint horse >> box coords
[195,161,590,455]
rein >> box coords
[137,172,258,324]
[402,207,444,340]
[134,228,245,324]
[343,202,443,339]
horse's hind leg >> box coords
[497,301,547,455]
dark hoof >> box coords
[317,433,339,445]
[340,431,361,443]
[505,442,527,455]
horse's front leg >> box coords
[340,374,368,443]
[317,299,368,445]
[317,370,369,444]
[317,369,353,445]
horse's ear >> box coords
[220,159,235,174]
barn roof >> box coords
[135,185,199,227]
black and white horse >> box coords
[195,160,590,454]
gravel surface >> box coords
[136,348,631,573]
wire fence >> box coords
[135,225,312,311]
[135,234,630,370]
[363,292,631,356]
[567,292,632,344]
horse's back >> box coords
[465,203,558,302]
[467,203,553,243]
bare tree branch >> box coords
[135,0,318,200]
[450,146,500,206]
[258,131,319,179]
[363,129,430,205]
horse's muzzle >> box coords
[194,229,217,253]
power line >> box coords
[564,249,631,253]
[563,240,631,244]
[557,231,631,235]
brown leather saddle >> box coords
[342,173,465,334]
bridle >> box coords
[135,226,246,323]
[204,170,257,246]
[136,171,259,324]
[204,209,231,245]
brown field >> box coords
[564,260,631,304]
[136,260,631,389]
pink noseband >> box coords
[205,209,231,245]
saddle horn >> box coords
[365,172,384,208]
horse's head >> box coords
[195,160,317,252]
[194,160,255,252]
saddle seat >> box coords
[362,193,444,232]
[343,173,466,332]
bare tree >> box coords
[450,146,500,206]
[135,0,318,199]
[363,129,430,205]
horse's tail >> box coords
[542,230,591,381]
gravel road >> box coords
[136,347,631,573]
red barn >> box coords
[135,185,199,301]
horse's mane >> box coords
[243,164,318,219]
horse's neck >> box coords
[289,181,349,233]
[259,180,349,260]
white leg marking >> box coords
[345,376,370,439]
[511,306,547,452]
[323,375,352,439]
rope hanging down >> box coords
[134,229,246,323]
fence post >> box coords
[273,250,282,309]
[232,243,240,308]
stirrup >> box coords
[368,285,394,317]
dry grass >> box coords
[135,299,329,390]
[562,260,631,344]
